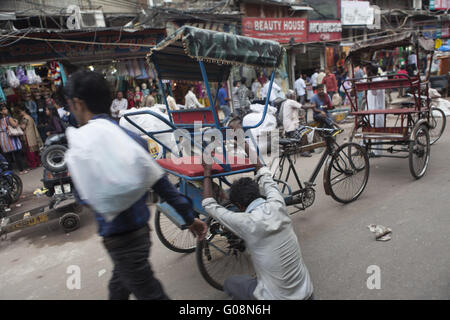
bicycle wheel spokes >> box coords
[429,107,446,145]
[197,221,254,291]
[154,210,197,253]
[326,143,370,203]
[409,124,430,179]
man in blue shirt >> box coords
[310,84,335,129]
[64,71,207,300]
[217,82,231,124]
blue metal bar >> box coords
[162,167,257,182]
[242,71,275,130]
[198,61,221,129]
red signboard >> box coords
[308,20,342,42]
[241,17,307,43]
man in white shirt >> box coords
[294,74,306,105]
[184,85,204,109]
[311,69,319,90]
[366,63,385,157]
[280,90,311,157]
[201,140,314,300]
[251,78,262,100]
[110,91,128,120]
[260,79,282,104]
[316,69,326,89]
[166,93,178,110]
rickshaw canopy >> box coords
[147,26,283,81]
[346,32,435,65]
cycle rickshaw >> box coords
[344,32,436,179]
[123,26,369,290]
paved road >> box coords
[0,124,449,299]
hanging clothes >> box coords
[0,84,6,103]
[6,69,20,88]
[16,66,28,85]
[58,62,67,86]
[48,61,62,86]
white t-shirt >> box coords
[294,78,306,97]
[202,167,314,300]
[311,72,318,87]
[184,90,203,109]
[110,98,128,118]
[282,99,303,133]
[261,82,282,103]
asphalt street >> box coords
[0,122,449,300]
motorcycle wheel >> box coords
[8,174,23,203]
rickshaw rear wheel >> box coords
[429,107,446,145]
[409,124,430,179]
[196,207,254,291]
[154,209,196,253]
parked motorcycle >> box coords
[40,133,75,208]
[0,156,23,217]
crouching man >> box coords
[201,141,314,300]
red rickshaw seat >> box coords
[156,155,255,177]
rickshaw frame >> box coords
[343,32,435,179]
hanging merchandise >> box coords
[26,66,42,84]
[58,62,67,86]
[132,59,142,78]
[117,62,128,77]
[0,68,7,88]
[48,61,62,86]
[127,60,135,77]
[136,59,149,79]
[148,63,157,79]
[0,85,6,103]
[6,68,20,88]
[16,66,29,85]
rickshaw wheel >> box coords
[409,124,430,179]
[196,208,254,291]
[154,209,196,253]
[325,142,370,204]
[429,107,446,145]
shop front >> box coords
[0,28,166,111]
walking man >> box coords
[217,82,231,124]
[64,71,207,300]
[294,73,306,105]
[322,69,338,97]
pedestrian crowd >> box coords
[0,85,77,174]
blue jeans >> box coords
[220,104,231,124]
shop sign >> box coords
[308,20,342,42]
[0,29,165,64]
[242,17,307,43]
[430,0,450,10]
[341,1,374,26]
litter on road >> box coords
[368,224,392,241]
